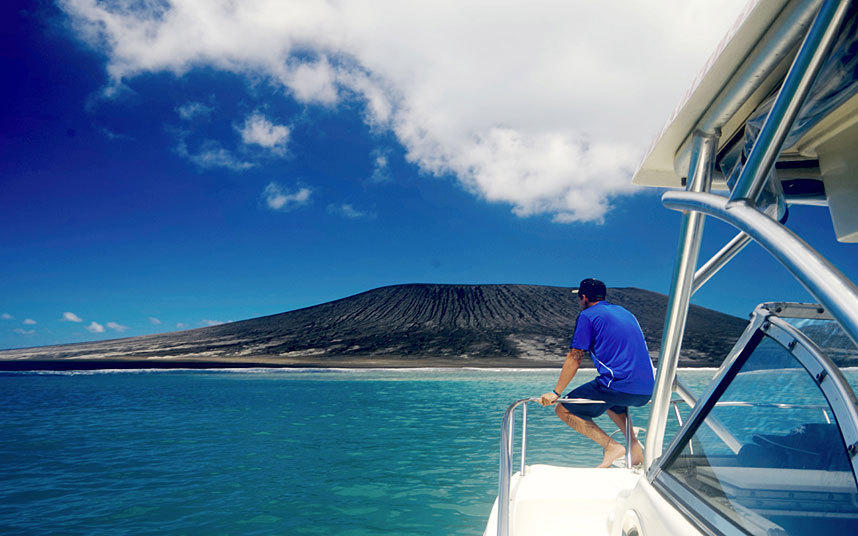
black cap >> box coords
[578,278,606,301]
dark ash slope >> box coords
[0,284,748,366]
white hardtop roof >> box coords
[633,0,858,242]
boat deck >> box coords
[484,464,642,536]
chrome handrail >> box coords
[672,397,831,410]
[647,131,717,469]
[497,393,825,534]
[498,397,631,536]
[496,395,786,535]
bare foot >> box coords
[597,442,626,468]
[630,441,644,466]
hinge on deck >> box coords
[848,443,858,457]
[788,340,797,352]
[815,370,828,384]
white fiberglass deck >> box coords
[483,465,641,536]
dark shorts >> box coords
[560,379,651,419]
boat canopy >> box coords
[634,0,858,242]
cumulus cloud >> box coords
[201,319,225,326]
[61,0,746,222]
[176,322,187,329]
[262,182,312,211]
[62,312,83,322]
[177,101,213,120]
[239,113,290,154]
[1,313,12,320]
[14,328,35,336]
[23,318,36,325]
[328,203,374,220]
[106,321,128,332]
[86,321,105,333]
[149,316,162,325]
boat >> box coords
[483,0,858,534]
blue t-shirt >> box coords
[570,301,654,395]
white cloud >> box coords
[1,313,12,320]
[100,127,133,140]
[239,113,290,153]
[201,319,225,326]
[369,149,391,183]
[177,101,213,120]
[328,203,374,220]
[61,0,747,222]
[62,312,83,322]
[86,321,105,333]
[13,328,35,336]
[23,318,36,325]
[278,58,340,105]
[106,321,128,332]
[262,182,312,211]
[175,135,254,171]
[176,322,187,329]
[149,316,162,325]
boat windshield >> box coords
[661,335,858,535]
[787,317,858,391]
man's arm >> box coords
[539,348,586,406]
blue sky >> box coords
[2,0,857,350]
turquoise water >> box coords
[0,367,843,535]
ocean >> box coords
[1,367,855,535]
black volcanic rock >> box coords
[0,284,748,366]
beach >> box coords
[0,357,567,371]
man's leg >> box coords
[606,409,644,466]
[555,404,625,468]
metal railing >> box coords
[497,392,835,535]
[497,397,630,536]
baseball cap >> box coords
[578,278,606,300]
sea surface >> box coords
[1,367,855,535]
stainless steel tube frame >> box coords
[624,411,632,468]
[663,191,858,347]
[730,0,852,203]
[645,132,717,470]
[498,399,529,536]
[520,403,527,477]
[692,232,752,294]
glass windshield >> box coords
[787,317,858,393]
[663,336,858,536]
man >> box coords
[539,278,654,468]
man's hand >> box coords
[539,391,560,406]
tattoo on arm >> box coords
[569,349,585,362]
